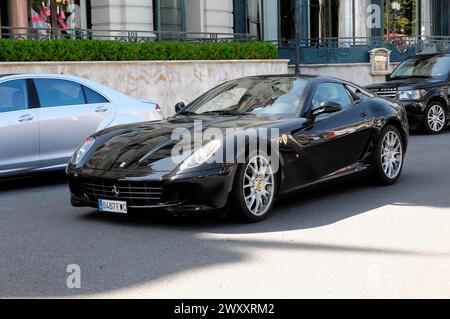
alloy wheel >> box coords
[381,131,403,179]
[427,104,446,133]
[242,155,275,216]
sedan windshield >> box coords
[391,56,450,79]
[185,77,310,117]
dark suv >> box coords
[367,53,450,134]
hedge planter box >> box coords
[0,60,289,116]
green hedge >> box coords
[0,39,277,62]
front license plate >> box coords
[99,199,128,214]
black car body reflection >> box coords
[67,75,409,222]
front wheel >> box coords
[424,102,447,134]
[372,125,405,185]
[229,153,277,222]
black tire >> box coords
[371,125,405,185]
[423,102,447,134]
[229,152,277,223]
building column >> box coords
[298,0,309,41]
[262,0,278,41]
[186,0,204,32]
[90,0,153,32]
[8,0,28,36]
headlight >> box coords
[397,89,426,101]
[180,139,222,170]
[70,137,95,165]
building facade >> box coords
[1,0,449,65]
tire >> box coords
[423,102,447,134]
[229,152,277,223]
[372,125,405,185]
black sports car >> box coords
[67,75,409,222]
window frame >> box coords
[82,85,110,104]
[0,79,35,113]
[32,78,88,109]
[153,0,187,33]
[345,84,375,102]
[310,82,354,111]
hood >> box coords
[366,77,448,91]
[85,115,298,172]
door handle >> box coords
[359,112,367,118]
[95,106,108,113]
[18,114,34,122]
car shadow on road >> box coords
[0,172,67,192]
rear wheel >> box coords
[372,125,404,185]
[424,102,447,134]
[229,153,276,222]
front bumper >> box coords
[67,164,237,213]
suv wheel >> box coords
[424,102,447,134]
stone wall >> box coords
[290,63,400,86]
[0,60,288,117]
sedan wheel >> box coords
[230,153,277,222]
[372,125,404,185]
[425,103,447,134]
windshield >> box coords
[391,56,450,79]
[185,77,310,117]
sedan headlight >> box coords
[397,89,427,101]
[70,137,95,165]
[180,139,222,170]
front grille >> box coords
[81,178,166,206]
[370,88,398,99]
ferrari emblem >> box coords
[112,185,120,198]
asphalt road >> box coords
[1,130,450,298]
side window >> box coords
[0,80,29,113]
[34,79,85,108]
[346,85,373,101]
[311,83,354,109]
[83,86,109,104]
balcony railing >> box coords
[2,26,450,64]
[273,35,450,64]
[0,26,257,43]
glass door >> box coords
[29,0,82,30]
[153,0,186,32]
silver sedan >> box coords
[0,74,163,178]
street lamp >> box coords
[391,1,401,36]
[391,1,401,11]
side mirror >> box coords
[310,101,343,118]
[175,101,186,113]
[386,73,392,81]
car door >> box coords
[291,82,373,183]
[0,79,40,176]
[33,78,115,168]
